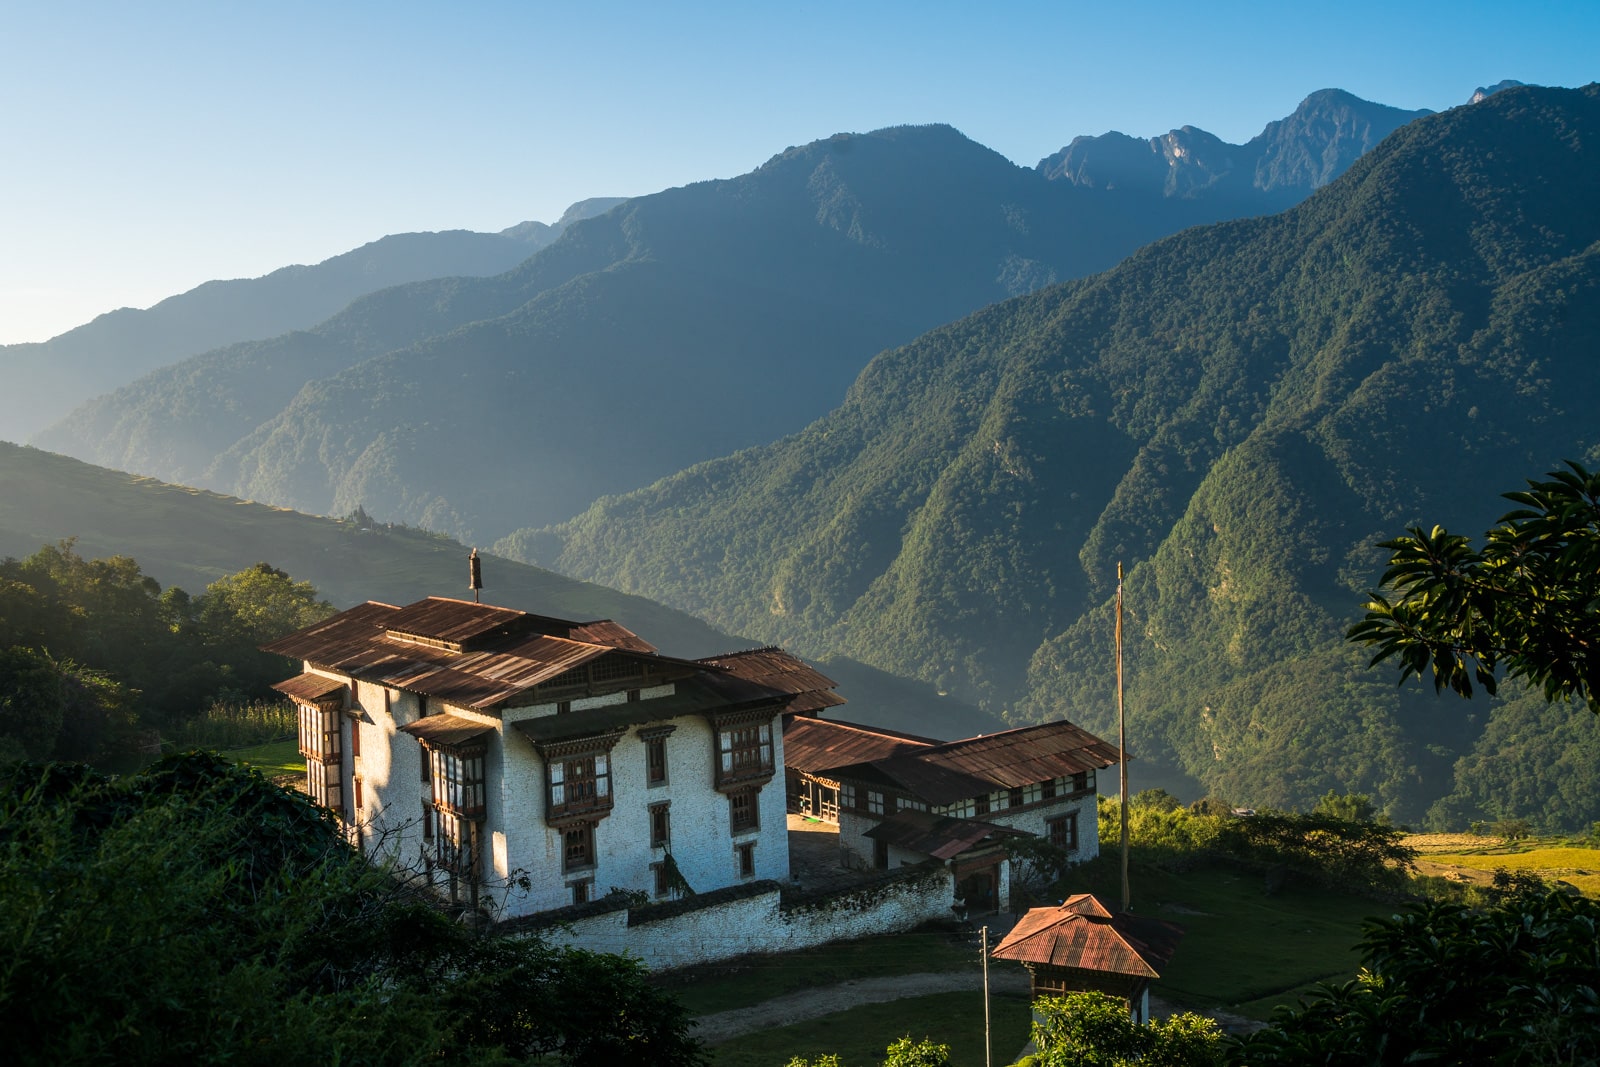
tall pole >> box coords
[1118,561,1130,914]
[981,924,992,1067]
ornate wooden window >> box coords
[429,745,486,818]
[1072,771,1091,794]
[640,724,677,786]
[305,755,342,811]
[729,787,759,833]
[1007,787,1024,809]
[840,783,857,810]
[436,809,475,874]
[974,793,991,816]
[736,841,756,878]
[717,721,773,783]
[867,790,885,815]
[1041,777,1057,801]
[549,754,611,818]
[652,861,670,898]
[297,701,341,762]
[1047,812,1079,851]
[649,801,671,848]
[563,822,596,872]
[537,732,624,825]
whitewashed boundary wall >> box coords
[502,861,957,971]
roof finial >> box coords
[469,548,482,603]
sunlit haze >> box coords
[3,0,1595,344]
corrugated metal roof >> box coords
[784,717,937,776]
[820,720,1125,806]
[863,809,1026,860]
[698,648,846,715]
[990,894,1183,977]
[384,597,527,645]
[270,673,347,704]
[399,714,497,747]
[263,597,838,715]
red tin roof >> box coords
[698,647,846,715]
[991,894,1184,978]
[264,596,836,716]
[863,809,1026,860]
[783,716,937,776]
[818,720,1125,806]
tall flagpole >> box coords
[1118,561,1130,914]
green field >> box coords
[224,739,304,779]
[708,991,1033,1067]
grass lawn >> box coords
[708,991,1033,1067]
[1039,858,1383,1017]
[224,739,304,779]
[660,930,982,1017]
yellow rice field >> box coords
[1413,843,1600,897]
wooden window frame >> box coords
[649,801,671,849]
[549,753,611,818]
[1047,812,1080,852]
[563,822,596,873]
[729,787,759,834]
[645,736,668,786]
[717,721,773,784]
[736,841,756,878]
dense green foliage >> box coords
[1233,891,1600,1065]
[0,542,332,762]
[533,84,1600,822]
[1351,461,1600,711]
[1029,993,1224,1067]
[1095,792,1415,894]
[38,107,1385,540]
[784,1035,953,1067]
[0,753,704,1066]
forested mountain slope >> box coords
[522,84,1600,822]
[0,442,999,740]
[1,199,621,442]
[36,92,1417,541]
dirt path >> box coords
[692,970,1266,1046]
[692,969,1030,1044]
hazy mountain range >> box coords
[31,89,1423,539]
[0,198,623,440]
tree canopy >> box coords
[1350,461,1600,713]
[0,752,705,1067]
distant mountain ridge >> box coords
[1036,89,1430,204]
[35,88,1432,541]
[519,84,1600,823]
[0,198,625,441]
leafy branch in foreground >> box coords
[1349,461,1600,712]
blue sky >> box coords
[2,0,1595,344]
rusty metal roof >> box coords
[863,809,1026,860]
[263,597,834,715]
[399,714,497,747]
[821,720,1124,806]
[698,648,846,715]
[270,672,347,705]
[990,894,1183,977]
[264,600,661,710]
[783,717,937,776]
